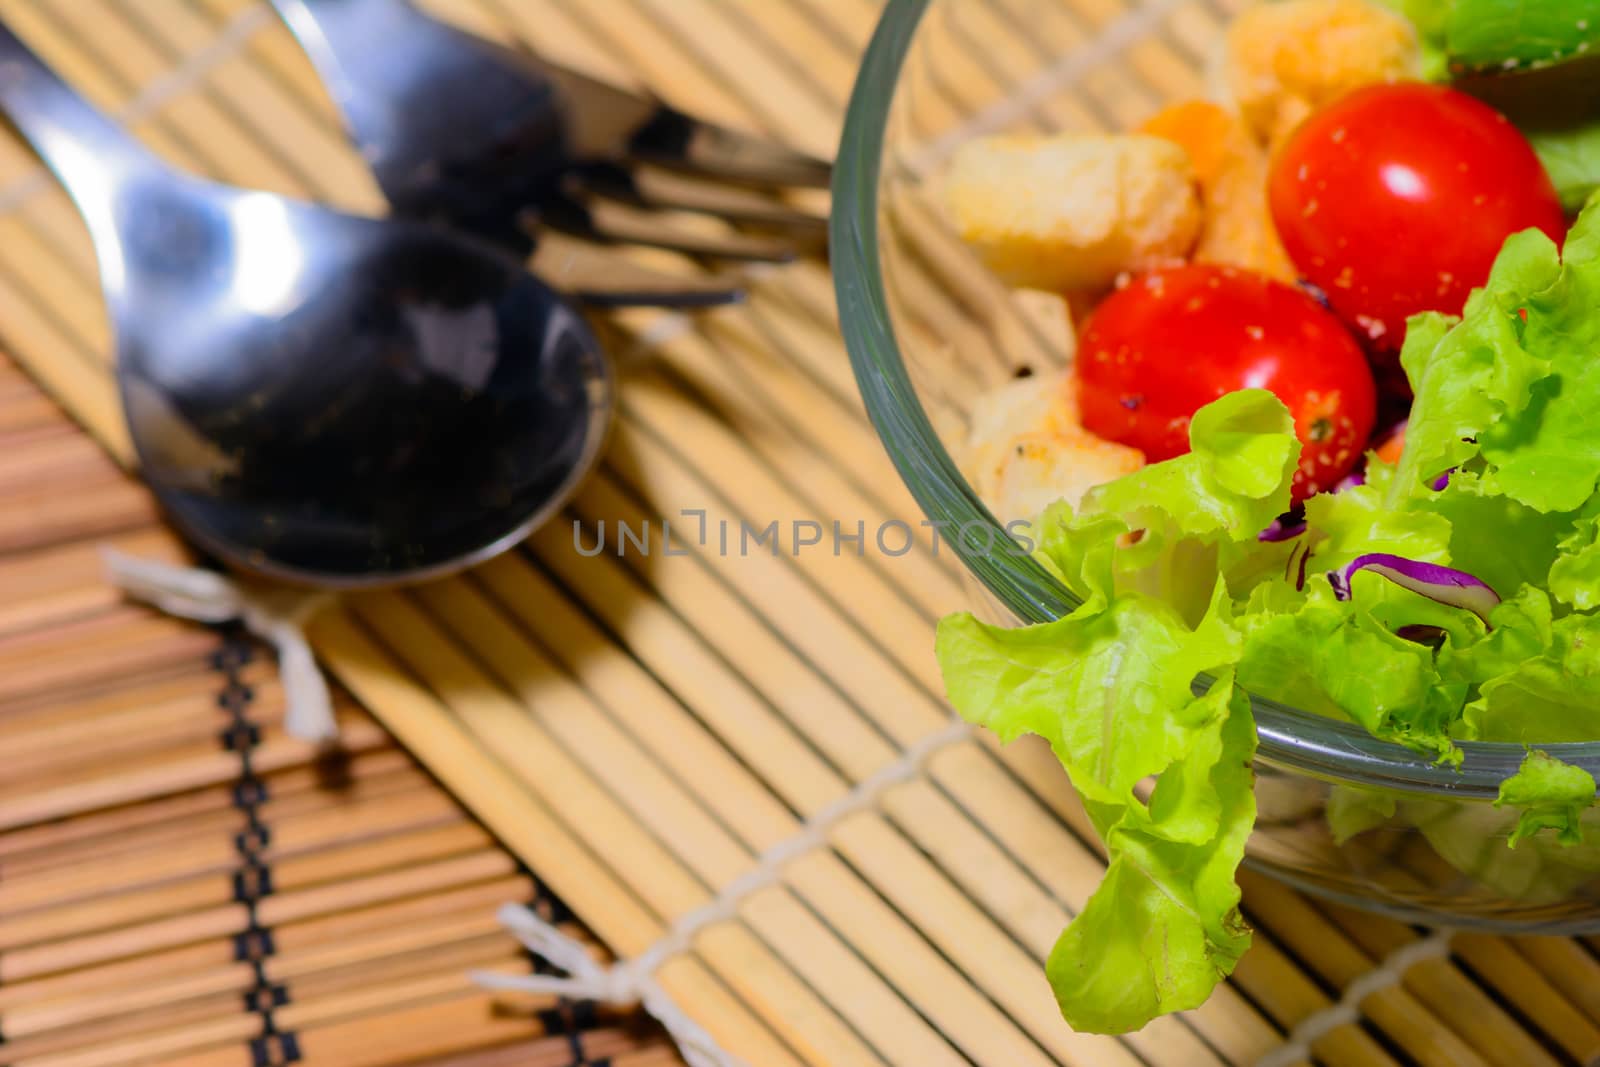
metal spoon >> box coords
[0,24,612,587]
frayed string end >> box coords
[101,549,337,743]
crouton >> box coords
[1142,100,1297,281]
[943,134,1202,294]
[1225,0,1420,146]
[963,371,1145,523]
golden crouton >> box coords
[1141,100,1297,281]
[963,371,1145,523]
[943,134,1202,294]
[1225,0,1421,146]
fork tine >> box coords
[531,232,745,309]
[573,165,829,243]
[544,196,799,263]
[536,57,831,189]
[626,106,834,189]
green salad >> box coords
[937,1,1600,1036]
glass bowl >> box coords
[832,0,1600,932]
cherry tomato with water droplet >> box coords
[1075,264,1377,502]
[1269,82,1565,351]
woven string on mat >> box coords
[475,717,976,1067]
[1253,927,1456,1067]
[102,551,338,743]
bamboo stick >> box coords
[647,318,967,608]
[18,935,530,1064]
[0,138,99,282]
[344,594,888,1067]
[16,956,534,1067]
[410,1030,677,1067]
[161,993,564,1067]
[0,528,182,639]
[0,636,265,735]
[0,749,414,868]
[0,430,112,493]
[0,611,219,710]
[463,0,639,87]
[186,0,354,135]
[310,610,806,1067]
[3,917,516,1040]
[0,472,150,553]
[49,0,305,196]
[0,791,466,919]
[7,819,486,959]
[2,693,267,784]
[0,389,61,434]
[0,717,388,836]
[1313,901,1564,1067]
[1512,936,1600,1028]
[118,0,385,214]
[702,0,857,111]
[1237,870,1492,1067]
[1,848,516,984]
[406,576,1106,1067]
[0,873,534,1018]
[1453,933,1600,1065]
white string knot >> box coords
[101,549,337,743]
[474,904,740,1067]
[475,718,974,1067]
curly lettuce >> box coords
[1385,0,1600,75]
[1497,750,1598,846]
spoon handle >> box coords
[0,22,161,221]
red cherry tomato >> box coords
[1076,265,1376,502]
[1269,82,1565,351]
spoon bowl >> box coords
[0,27,612,586]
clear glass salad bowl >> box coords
[832,0,1600,932]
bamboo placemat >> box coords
[0,351,678,1066]
[8,1,1600,1065]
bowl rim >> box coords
[829,0,1599,798]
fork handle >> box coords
[0,22,163,224]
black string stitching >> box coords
[213,628,301,1067]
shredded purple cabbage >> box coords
[1334,471,1366,493]
[1327,553,1500,625]
[1431,469,1453,491]
[1258,517,1308,543]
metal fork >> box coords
[271,0,831,307]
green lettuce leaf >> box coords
[1462,611,1600,742]
[1412,469,1573,599]
[1049,681,1255,1034]
[1530,124,1600,214]
[936,578,1254,1033]
[1440,585,1555,689]
[1236,591,1464,762]
[1080,389,1297,556]
[1548,513,1600,610]
[1385,0,1600,74]
[1405,795,1600,901]
[1305,471,1452,574]
[1043,388,1300,624]
[1478,219,1600,511]
[1495,750,1598,846]
[1326,785,1399,845]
